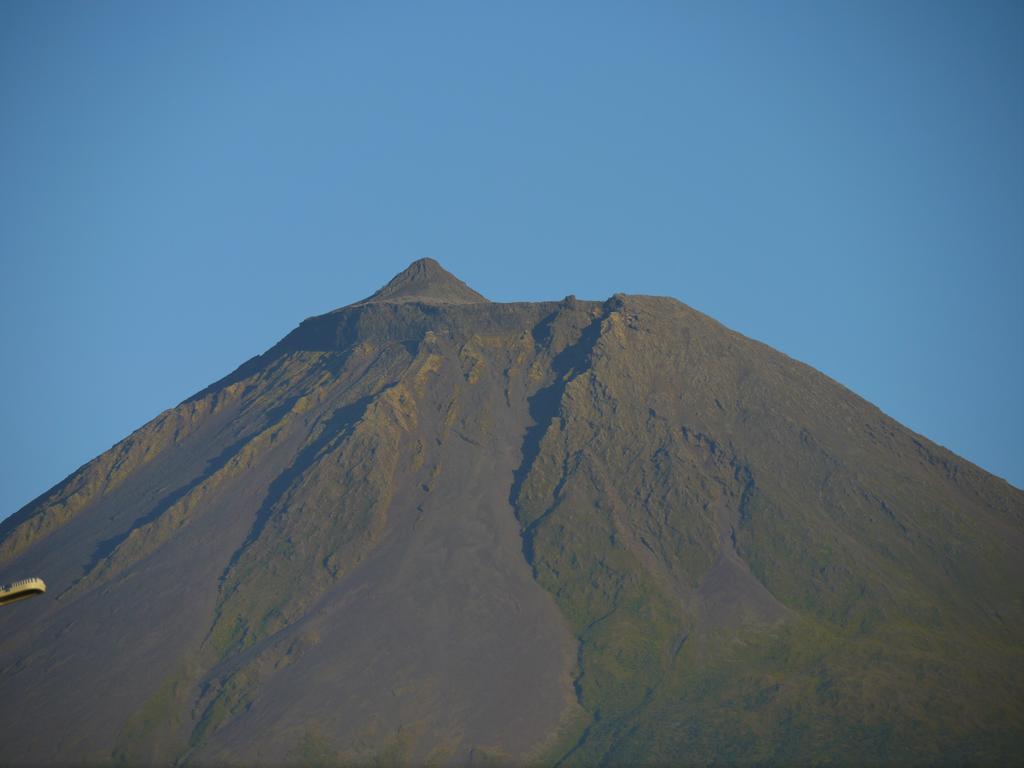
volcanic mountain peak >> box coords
[1,263,1021,766]
[360,257,489,305]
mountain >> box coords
[1,259,1021,766]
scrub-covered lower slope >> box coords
[0,259,1021,766]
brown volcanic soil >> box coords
[0,260,1021,766]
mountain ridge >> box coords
[0,261,1020,766]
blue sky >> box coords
[1,0,1021,519]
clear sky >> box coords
[1,1,1021,520]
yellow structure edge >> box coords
[0,577,46,606]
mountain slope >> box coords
[1,261,1021,766]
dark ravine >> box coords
[0,259,1021,766]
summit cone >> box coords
[360,257,489,305]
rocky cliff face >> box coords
[1,259,1021,766]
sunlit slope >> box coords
[513,295,1024,765]
[0,260,1020,766]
